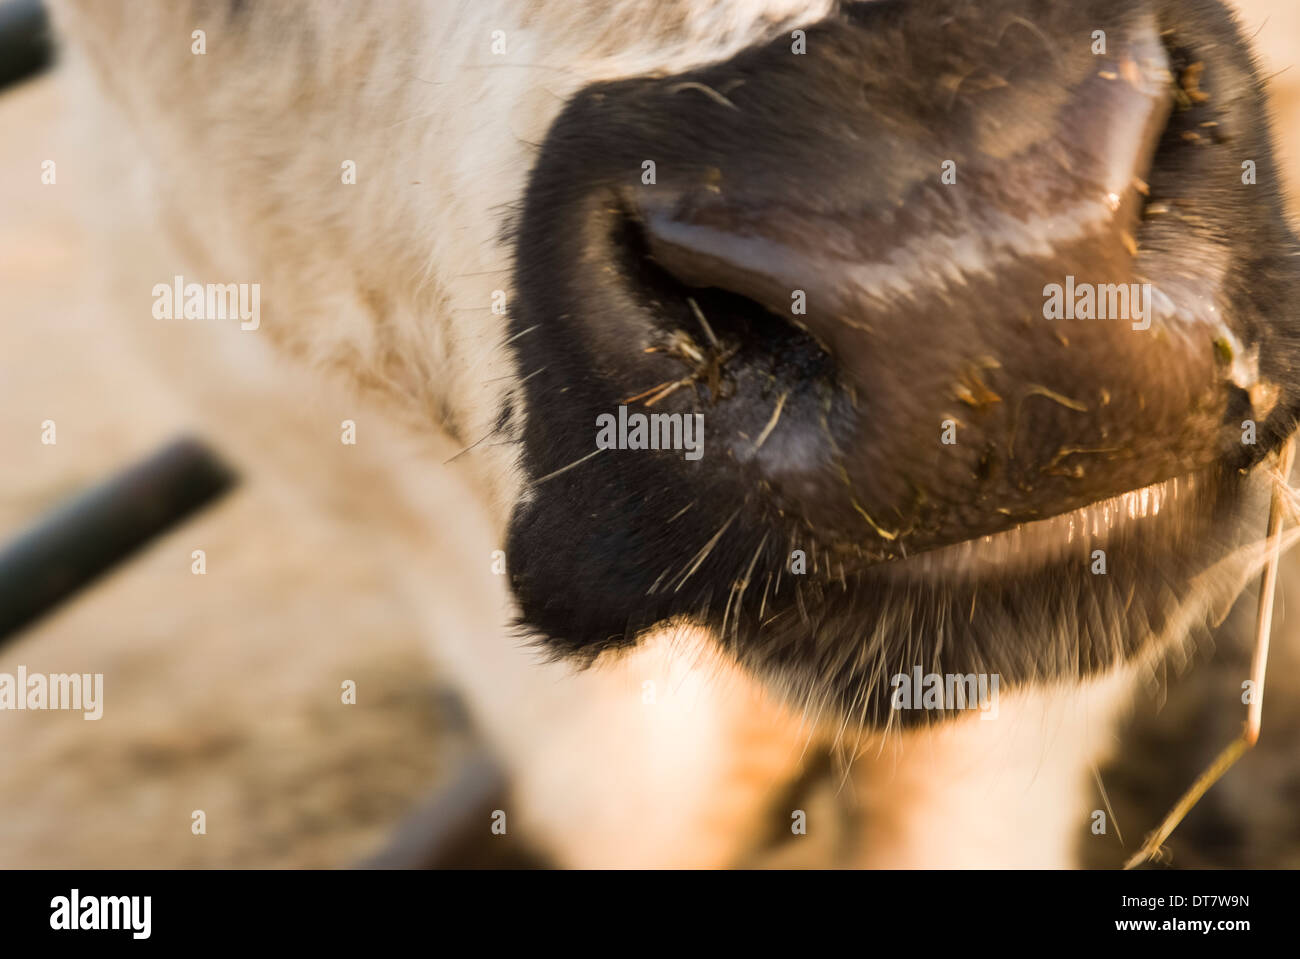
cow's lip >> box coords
[881,470,1208,580]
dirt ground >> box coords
[1,0,1299,868]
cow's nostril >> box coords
[613,208,836,377]
[634,203,820,349]
[628,22,1178,400]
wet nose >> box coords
[513,0,1272,561]
[616,5,1246,551]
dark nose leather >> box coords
[638,19,1176,399]
[510,0,1290,563]
[622,8,1244,549]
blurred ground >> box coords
[0,0,1298,868]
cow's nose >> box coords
[603,6,1251,554]
[511,0,1280,564]
[637,18,1174,404]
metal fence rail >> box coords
[0,437,237,645]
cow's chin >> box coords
[505,446,1278,731]
[704,457,1283,729]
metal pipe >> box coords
[0,436,237,645]
[0,0,52,90]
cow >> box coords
[47,0,1300,866]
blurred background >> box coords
[0,0,1298,868]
